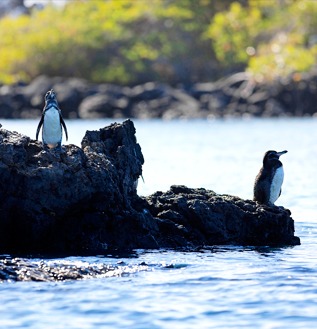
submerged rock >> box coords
[0,120,300,255]
[0,256,149,282]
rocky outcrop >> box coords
[0,119,152,253]
[1,72,317,120]
[143,185,300,247]
[0,120,300,255]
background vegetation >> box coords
[0,0,317,85]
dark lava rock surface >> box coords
[0,119,300,257]
[144,185,300,247]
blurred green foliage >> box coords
[0,0,317,84]
[207,0,317,81]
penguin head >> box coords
[44,89,58,109]
[45,89,56,101]
[263,150,287,168]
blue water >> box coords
[1,118,317,328]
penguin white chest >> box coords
[42,108,62,148]
[269,166,284,204]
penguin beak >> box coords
[45,89,55,101]
[277,150,287,157]
[48,89,55,99]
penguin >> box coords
[36,89,68,151]
[253,150,288,206]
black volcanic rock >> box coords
[130,82,201,119]
[0,119,152,253]
[2,73,317,119]
[0,120,300,255]
[79,93,129,118]
[144,185,300,247]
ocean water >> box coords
[0,118,317,328]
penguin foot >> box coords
[257,202,276,212]
[258,205,271,212]
[51,148,62,159]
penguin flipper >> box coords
[36,114,44,140]
[60,115,68,141]
[253,176,270,205]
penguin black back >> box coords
[253,150,287,205]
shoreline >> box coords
[1,72,317,121]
